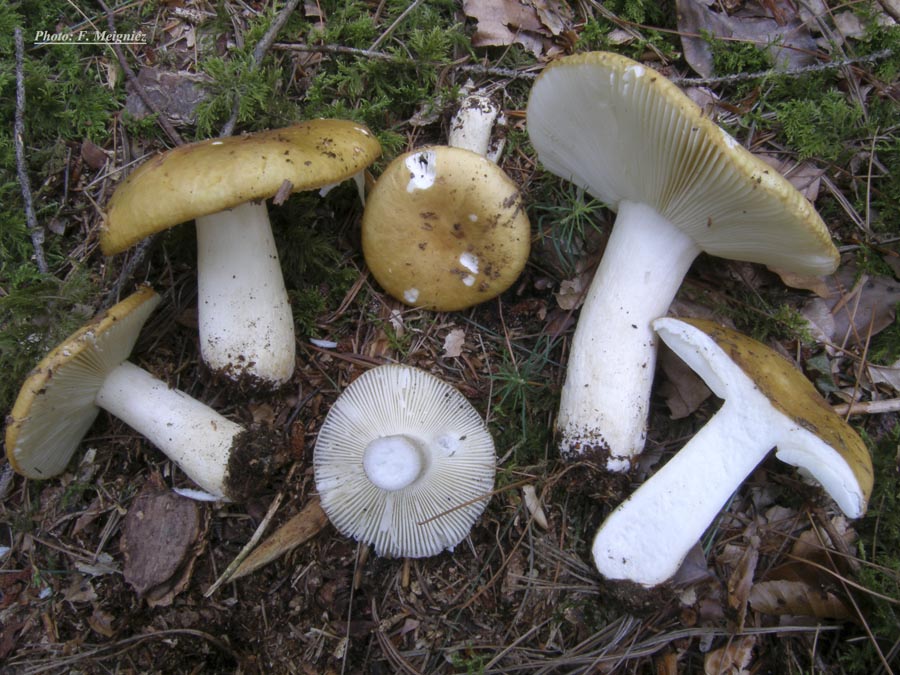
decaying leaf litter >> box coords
[2,0,900,673]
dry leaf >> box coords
[554,274,587,311]
[521,484,549,529]
[757,155,824,203]
[442,328,466,358]
[80,139,108,170]
[800,263,900,346]
[231,497,329,581]
[704,635,756,675]
[463,0,564,57]
[727,535,759,629]
[658,344,713,419]
[749,579,853,619]
[120,476,206,606]
[677,0,817,78]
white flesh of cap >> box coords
[96,361,242,499]
[196,200,295,386]
[592,317,866,586]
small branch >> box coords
[219,0,303,138]
[833,398,900,416]
[97,0,183,146]
[14,27,49,275]
[672,48,895,87]
[369,0,424,52]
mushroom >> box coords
[5,286,275,501]
[526,51,839,470]
[361,145,530,311]
[592,317,874,587]
[103,120,381,388]
[313,364,495,558]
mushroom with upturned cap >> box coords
[103,120,381,388]
[591,317,874,587]
[526,52,839,471]
[313,364,496,558]
[5,286,275,502]
[362,146,530,311]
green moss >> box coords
[702,30,774,76]
[776,90,864,161]
[839,426,900,674]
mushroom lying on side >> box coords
[362,146,530,311]
[313,364,496,558]
[103,120,381,388]
[592,318,874,587]
[526,51,839,470]
[5,287,274,502]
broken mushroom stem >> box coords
[448,90,504,161]
[96,361,254,500]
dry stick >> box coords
[14,27,49,275]
[219,0,303,138]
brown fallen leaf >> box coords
[442,328,466,358]
[704,635,756,675]
[230,497,329,581]
[462,0,569,57]
[749,579,853,619]
[120,475,208,607]
[800,261,900,346]
[677,0,818,78]
[658,343,713,419]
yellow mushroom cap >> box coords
[361,146,531,311]
[6,286,161,479]
[102,120,382,255]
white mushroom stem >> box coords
[363,435,425,491]
[95,361,243,499]
[195,200,295,386]
[557,201,700,470]
[448,93,504,161]
[592,393,781,586]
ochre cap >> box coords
[362,146,531,311]
[102,120,382,254]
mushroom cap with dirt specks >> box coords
[361,146,531,311]
[313,364,496,558]
[5,286,161,478]
[101,119,382,254]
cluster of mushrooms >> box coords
[5,52,874,589]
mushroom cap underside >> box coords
[362,146,531,311]
[527,51,838,276]
[656,317,873,516]
[313,364,496,558]
[5,286,161,479]
[102,119,382,254]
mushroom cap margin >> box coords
[5,286,161,479]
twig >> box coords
[97,0,183,146]
[219,0,303,137]
[833,398,900,416]
[369,0,424,52]
[672,48,895,87]
[14,27,49,275]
